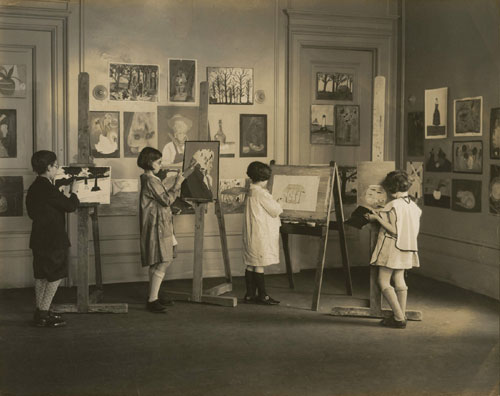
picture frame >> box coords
[0,109,17,158]
[335,104,360,146]
[490,164,500,215]
[0,65,26,98]
[451,179,482,213]
[425,87,448,139]
[423,175,451,209]
[310,105,334,145]
[207,67,253,105]
[55,166,111,205]
[316,72,353,101]
[490,107,500,159]
[168,59,197,105]
[424,139,453,172]
[109,63,159,102]
[89,111,120,158]
[452,141,482,174]
[239,114,267,157]
[0,176,23,216]
[454,96,482,137]
[123,111,157,158]
[181,141,220,202]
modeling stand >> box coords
[164,200,237,307]
[53,72,127,314]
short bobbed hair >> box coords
[31,150,57,175]
[137,147,162,170]
[247,161,272,183]
[382,170,411,194]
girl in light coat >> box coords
[242,162,283,305]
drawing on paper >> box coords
[310,105,334,144]
[209,112,237,158]
[451,179,481,213]
[0,65,26,98]
[169,59,196,104]
[316,72,353,101]
[207,67,253,105]
[490,107,500,159]
[453,141,482,174]
[219,178,246,214]
[454,97,482,136]
[335,105,360,146]
[89,111,120,158]
[55,166,111,205]
[0,109,16,158]
[424,139,452,172]
[423,175,450,208]
[425,87,447,138]
[123,112,157,157]
[109,63,159,102]
[271,175,320,212]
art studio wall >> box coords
[404,0,499,299]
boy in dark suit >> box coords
[26,151,79,327]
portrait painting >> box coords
[99,179,139,216]
[0,109,16,158]
[208,112,237,158]
[424,139,452,172]
[0,176,23,216]
[357,161,395,210]
[407,161,423,205]
[123,112,157,158]
[490,165,500,215]
[181,141,220,202]
[489,107,500,159]
[423,176,451,208]
[407,111,425,157]
[219,178,247,214]
[452,141,482,174]
[55,166,111,205]
[0,65,26,98]
[207,67,253,105]
[425,87,448,139]
[168,59,196,105]
[316,72,353,101]
[451,179,481,213]
[158,106,199,167]
[454,97,482,137]
[335,105,360,146]
[240,114,267,157]
[109,63,159,102]
[310,105,334,144]
[89,111,120,158]
[338,166,357,205]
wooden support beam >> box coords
[51,303,128,314]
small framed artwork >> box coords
[0,109,16,158]
[423,175,450,209]
[181,141,220,202]
[219,178,247,214]
[0,65,26,98]
[316,72,353,101]
[0,176,23,216]
[55,166,111,205]
[168,59,197,105]
[240,114,267,157]
[452,141,482,174]
[424,139,452,172]
[425,87,448,139]
[208,112,237,158]
[89,111,120,158]
[490,107,500,159]
[454,96,482,137]
[335,105,360,146]
[490,164,500,215]
[407,111,425,157]
[207,67,254,105]
[310,105,334,144]
[451,179,481,212]
[123,112,157,158]
[109,63,159,102]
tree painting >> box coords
[316,72,353,101]
[207,67,253,105]
[109,63,159,102]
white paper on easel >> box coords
[372,76,386,162]
[271,175,320,212]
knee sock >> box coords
[395,286,408,318]
[34,279,47,310]
[254,272,267,298]
[381,286,405,322]
[40,279,62,311]
[244,269,256,298]
[149,269,166,302]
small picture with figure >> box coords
[310,105,334,145]
[168,59,197,105]
[89,111,120,158]
[240,114,267,157]
[335,105,360,146]
[0,109,16,158]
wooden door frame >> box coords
[285,9,399,165]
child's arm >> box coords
[148,177,181,207]
[48,185,79,213]
[365,209,397,235]
[260,191,283,218]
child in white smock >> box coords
[365,170,422,328]
[242,162,283,305]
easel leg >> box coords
[90,207,103,304]
[192,203,205,302]
[77,207,90,312]
[280,231,295,289]
[311,227,329,311]
[215,201,232,284]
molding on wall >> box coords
[0,0,70,15]
[420,232,500,252]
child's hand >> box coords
[69,178,79,195]
[364,212,380,222]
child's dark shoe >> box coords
[159,295,174,306]
[256,295,280,305]
[147,299,167,313]
[243,294,255,304]
[34,311,66,328]
[380,316,406,329]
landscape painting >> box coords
[310,105,334,145]
[207,67,253,105]
[316,72,353,100]
[109,63,159,102]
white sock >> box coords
[34,279,47,309]
[148,270,165,302]
[40,279,62,311]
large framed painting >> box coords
[423,175,451,209]
[240,114,267,157]
[0,65,26,98]
[123,112,157,158]
[55,166,111,205]
[109,63,159,102]
[168,59,197,105]
[181,141,220,202]
[452,141,482,174]
[489,107,500,159]
[0,176,23,216]
[451,179,481,213]
[425,87,447,139]
[335,105,360,146]
[454,97,482,137]
[407,111,424,157]
[89,111,120,158]
[207,67,253,105]
[310,105,334,144]
[316,72,353,101]
[424,139,452,172]
[490,165,500,215]
[0,109,16,158]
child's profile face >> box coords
[151,158,162,174]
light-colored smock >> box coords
[139,173,180,267]
[243,184,283,267]
[370,195,421,269]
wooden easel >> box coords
[164,199,237,307]
[271,162,353,311]
[53,73,127,314]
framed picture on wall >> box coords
[310,104,334,144]
[123,112,157,157]
[490,164,500,215]
[109,63,159,102]
[423,175,451,209]
[452,141,482,174]
[454,96,482,137]
[207,67,253,105]
[424,139,452,172]
[168,59,197,105]
[490,107,500,159]
[240,114,267,157]
[451,179,481,213]
[316,72,353,101]
[335,105,360,146]
[0,65,26,98]
[425,87,447,139]
[89,111,120,158]
[0,176,23,216]
[0,109,16,158]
